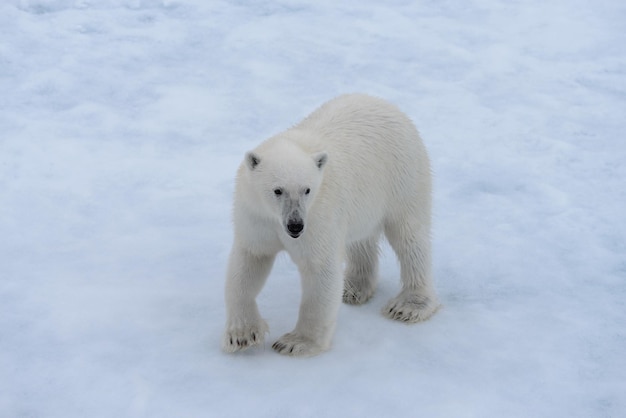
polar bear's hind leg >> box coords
[383,218,440,322]
[343,236,380,305]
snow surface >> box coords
[1,0,625,416]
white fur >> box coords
[222,94,440,357]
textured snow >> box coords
[1,0,625,417]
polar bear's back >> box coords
[293,94,431,239]
[295,94,428,172]
[297,94,428,185]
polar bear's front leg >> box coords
[222,247,276,353]
[272,259,342,357]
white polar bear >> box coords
[222,94,439,357]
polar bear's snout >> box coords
[281,194,307,238]
[286,218,304,238]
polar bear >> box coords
[222,94,439,357]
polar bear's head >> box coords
[243,143,328,239]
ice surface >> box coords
[1,0,625,417]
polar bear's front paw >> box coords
[383,291,440,323]
[272,332,325,357]
[222,319,268,353]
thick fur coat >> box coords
[223,94,439,356]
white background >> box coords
[1,0,625,416]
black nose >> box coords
[287,222,304,236]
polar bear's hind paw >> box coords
[342,283,374,305]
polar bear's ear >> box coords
[245,151,261,170]
[313,151,328,170]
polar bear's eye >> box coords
[304,188,311,195]
[273,188,283,196]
